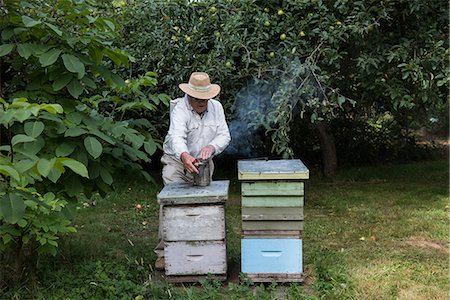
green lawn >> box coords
[3,160,449,299]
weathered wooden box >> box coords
[156,180,229,281]
[165,241,227,276]
[157,180,229,206]
[238,159,309,181]
[163,205,225,241]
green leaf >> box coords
[87,16,98,24]
[88,162,100,179]
[45,22,63,36]
[81,76,97,89]
[37,158,56,177]
[17,44,33,59]
[144,139,157,155]
[39,48,62,67]
[17,219,27,228]
[59,158,89,178]
[89,48,103,64]
[22,16,42,27]
[99,167,113,185]
[110,73,126,88]
[13,109,32,122]
[24,121,45,138]
[91,129,115,145]
[84,137,102,159]
[0,165,20,182]
[26,137,45,155]
[12,134,35,146]
[126,133,144,148]
[14,160,35,173]
[64,127,87,137]
[40,104,63,114]
[47,167,62,183]
[52,73,73,91]
[13,28,27,35]
[103,48,129,67]
[0,193,26,224]
[55,143,76,157]
[48,161,64,183]
[1,28,14,40]
[67,78,84,98]
[62,54,85,79]
[0,44,14,57]
[30,44,52,56]
[73,148,88,165]
[47,240,58,247]
[67,112,82,125]
[104,20,115,31]
[2,234,12,244]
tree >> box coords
[118,0,448,176]
[0,0,167,282]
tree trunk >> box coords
[13,239,24,284]
[315,122,337,178]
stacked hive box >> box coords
[157,180,229,283]
[238,159,309,282]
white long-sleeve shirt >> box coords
[162,96,231,161]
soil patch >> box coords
[404,237,448,253]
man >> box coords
[155,72,231,270]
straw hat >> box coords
[179,72,221,100]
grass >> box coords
[2,160,449,299]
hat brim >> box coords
[179,83,221,100]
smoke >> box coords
[224,58,320,158]
[224,78,277,158]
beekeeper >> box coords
[155,72,231,270]
[160,71,231,184]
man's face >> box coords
[188,95,209,114]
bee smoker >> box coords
[193,159,211,187]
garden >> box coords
[0,0,448,299]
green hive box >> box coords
[238,159,309,282]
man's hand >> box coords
[180,152,199,174]
[199,145,215,160]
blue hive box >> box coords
[241,238,302,274]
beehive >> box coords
[157,180,229,282]
[238,159,309,282]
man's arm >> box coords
[165,104,199,173]
[206,102,231,157]
[164,104,190,160]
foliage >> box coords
[0,0,167,270]
[118,0,448,159]
[289,111,444,168]
[0,190,75,256]
[350,0,448,112]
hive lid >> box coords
[157,180,229,205]
[238,159,309,180]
